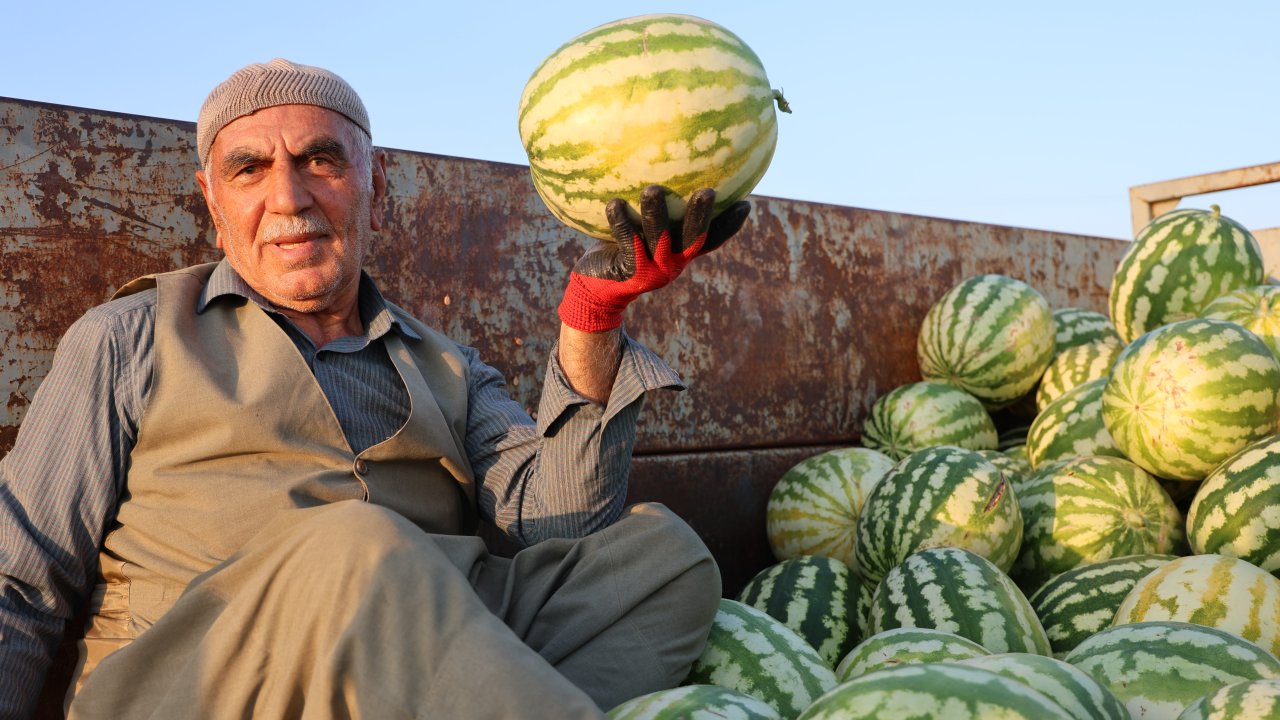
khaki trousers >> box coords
[67,501,720,719]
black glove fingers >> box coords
[700,200,752,255]
[681,188,717,252]
[605,198,641,274]
[574,241,630,282]
[639,185,671,256]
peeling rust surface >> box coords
[0,96,1129,474]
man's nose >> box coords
[264,163,313,216]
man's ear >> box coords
[196,169,226,250]
[370,149,388,232]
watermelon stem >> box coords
[773,89,792,114]
[1210,204,1221,218]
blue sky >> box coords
[7,1,1278,239]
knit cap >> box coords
[196,58,370,166]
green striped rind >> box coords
[870,547,1052,655]
[1109,207,1266,344]
[1012,456,1185,591]
[687,599,837,719]
[766,448,894,569]
[608,685,782,719]
[1113,553,1280,658]
[851,569,875,643]
[835,627,989,682]
[1035,339,1122,412]
[1176,679,1280,720]
[975,449,1031,492]
[518,14,779,239]
[854,446,1023,583]
[1102,318,1280,480]
[1027,554,1177,658]
[1187,434,1280,573]
[737,556,859,667]
[861,381,998,460]
[1053,308,1122,354]
[1026,378,1125,469]
[956,653,1129,720]
[1200,285,1280,360]
[918,275,1056,408]
[1004,443,1031,465]
[796,663,1073,720]
[1065,621,1280,720]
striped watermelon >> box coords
[796,663,1073,720]
[608,685,782,719]
[1025,378,1125,469]
[1012,456,1184,591]
[1034,339,1122,412]
[518,14,787,239]
[956,653,1129,720]
[835,627,989,682]
[854,446,1023,583]
[851,567,875,644]
[687,599,837,719]
[975,449,1031,491]
[737,556,860,667]
[1109,205,1266,344]
[1102,318,1280,480]
[1027,554,1178,657]
[766,448,894,569]
[869,547,1052,655]
[1200,285,1280,360]
[1052,308,1121,354]
[860,381,998,460]
[1065,621,1280,720]
[1187,434,1280,573]
[918,274,1056,408]
[1112,553,1280,658]
[1176,678,1280,720]
[1004,443,1031,467]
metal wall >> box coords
[0,97,1129,592]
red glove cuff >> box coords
[558,272,633,332]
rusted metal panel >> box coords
[0,97,1130,460]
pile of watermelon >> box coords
[613,206,1280,719]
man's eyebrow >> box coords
[218,148,268,173]
[297,138,350,163]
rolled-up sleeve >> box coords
[463,333,683,547]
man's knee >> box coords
[261,501,481,584]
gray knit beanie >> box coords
[197,58,371,167]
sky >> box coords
[6,1,1279,240]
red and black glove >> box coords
[558,185,751,332]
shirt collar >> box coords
[198,259,421,342]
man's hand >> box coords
[557,185,751,333]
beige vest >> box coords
[74,262,476,692]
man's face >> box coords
[196,104,386,315]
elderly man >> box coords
[0,59,749,718]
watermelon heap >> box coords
[638,205,1280,720]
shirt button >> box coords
[354,459,369,476]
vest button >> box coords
[354,459,369,476]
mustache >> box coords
[260,214,333,243]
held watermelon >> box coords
[518,14,789,239]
